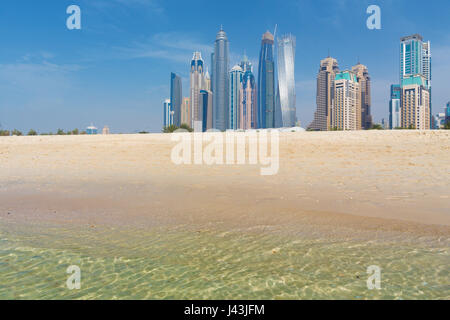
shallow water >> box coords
[0,222,448,300]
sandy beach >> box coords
[0,130,449,299]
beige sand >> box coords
[0,130,449,237]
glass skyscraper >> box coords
[400,34,432,128]
[190,52,205,128]
[170,72,182,127]
[212,27,229,131]
[389,84,401,129]
[229,65,243,130]
[258,31,275,129]
[163,99,173,127]
[277,34,296,127]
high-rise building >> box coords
[434,113,446,129]
[444,102,450,125]
[308,57,339,131]
[181,97,191,126]
[205,69,211,91]
[258,31,276,129]
[229,65,244,130]
[332,71,360,130]
[200,90,213,132]
[400,34,432,128]
[212,27,229,131]
[277,34,297,127]
[352,63,372,129]
[389,84,401,129]
[170,72,182,126]
[401,75,430,130]
[190,52,205,128]
[163,99,173,127]
[239,54,252,73]
[240,69,257,130]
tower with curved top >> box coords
[258,31,275,129]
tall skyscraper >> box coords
[163,99,173,127]
[170,72,182,126]
[190,52,205,128]
[389,84,401,129]
[308,57,339,131]
[212,27,229,131]
[258,31,276,129]
[400,34,432,128]
[181,97,191,126]
[401,75,430,130]
[277,34,297,127]
[332,71,360,130]
[229,65,244,130]
[200,90,213,132]
[239,54,252,73]
[352,63,372,129]
[446,102,450,124]
[240,61,257,130]
[205,69,211,91]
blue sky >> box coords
[0,0,449,133]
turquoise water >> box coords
[0,223,448,299]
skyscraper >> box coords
[258,31,276,129]
[352,63,372,129]
[332,71,360,130]
[389,84,401,129]
[229,65,243,130]
[163,99,173,127]
[239,57,257,130]
[400,34,432,128]
[190,52,205,128]
[170,72,182,126]
[212,27,229,131]
[401,75,430,130]
[181,97,191,126]
[308,57,339,131]
[446,102,450,124]
[277,34,297,127]
[200,90,213,132]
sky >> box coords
[0,0,449,133]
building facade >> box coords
[190,52,205,128]
[277,34,297,127]
[389,84,401,129]
[163,99,173,127]
[401,75,430,130]
[332,71,360,130]
[240,69,257,130]
[258,31,276,129]
[181,97,191,127]
[400,34,432,128]
[212,27,229,131]
[308,57,339,131]
[170,72,182,127]
[446,102,450,124]
[200,90,213,132]
[352,63,372,129]
[229,65,244,130]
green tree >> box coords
[370,124,383,130]
[27,129,38,136]
[162,125,179,133]
[0,130,10,136]
[12,129,23,136]
[179,123,194,132]
[57,129,65,135]
[444,121,450,130]
[72,128,79,135]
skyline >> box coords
[1,0,450,133]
